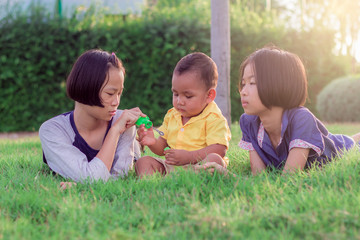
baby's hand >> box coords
[164,149,191,166]
[137,125,156,146]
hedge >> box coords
[0,4,347,131]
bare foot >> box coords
[193,162,235,176]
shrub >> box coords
[0,1,348,131]
[316,75,360,122]
[0,5,210,131]
[0,8,77,132]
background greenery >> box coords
[0,0,357,132]
[1,122,360,239]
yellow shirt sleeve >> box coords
[205,113,231,149]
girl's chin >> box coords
[103,114,114,121]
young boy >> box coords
[135,52,231,177]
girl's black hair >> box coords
[66,49,125,107]
[239,46,307,109]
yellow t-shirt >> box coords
[158,101,231,165]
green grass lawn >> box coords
[1,123,360,239]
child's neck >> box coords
[181,103,209,125]
[74,103,107,132]
[182,116,191,125]
[259,107,284,149]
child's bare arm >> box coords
[283,148,310,173]
[147,137,168,156]
[137,125,168,155]
[249,150,266,175]
[164,144,226,166]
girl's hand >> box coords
[164,149,191,166]
[113,107,144,133]
[194,162,232,176]
[137,125,156,146]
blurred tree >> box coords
[278,0,360,73]
[211,0,231,125]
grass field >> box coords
[1,123,360,239]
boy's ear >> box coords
[207,88,216,102]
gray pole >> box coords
[211,0,231,126]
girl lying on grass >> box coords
[39,49,145,186]
[196,46,360,176]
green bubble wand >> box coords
[135,116,164,136]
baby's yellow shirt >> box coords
[158,101,231,165]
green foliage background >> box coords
[0,1,350,131]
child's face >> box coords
[172,71,212,119]
[90,66,124,121]
[240,64,267,116]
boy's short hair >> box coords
[66,49,125,107]
[174,52,218,90]
[239,46,307,109]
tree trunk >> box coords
[211,0,231,126]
